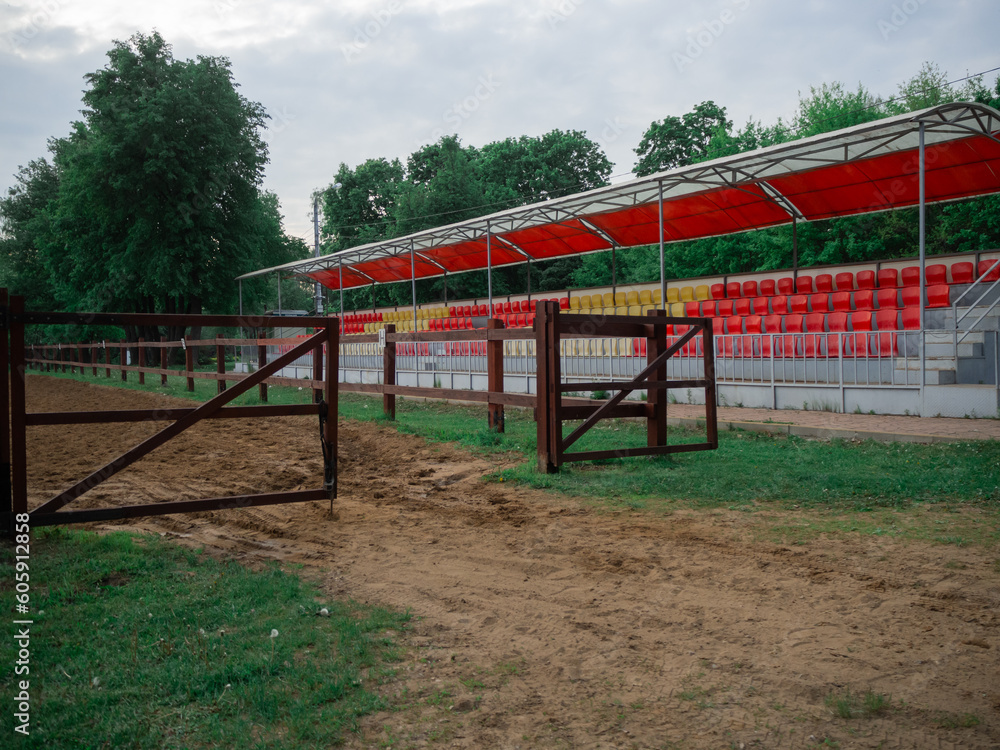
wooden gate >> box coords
[534,300,718,473]
[1,290,339,531]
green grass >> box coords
[336,394,1000,514]
[824,688,892,719]
[0,528,409,749]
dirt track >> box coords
[25,375,1000,749]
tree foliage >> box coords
[0,32,306,344]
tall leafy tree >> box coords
[322,157,405,252]
[633,100,731,176]
[35,31,299,341]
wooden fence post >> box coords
[647,309,667,448]
[486,318,505,432]
[60,344,67,373]
[104,341,110,378]
[702,317,719,450]
[312,328,323,403]
[383,324,396,420]
[160,336,168,386]
[92,342,98,377]
[535,301,559,474]
[257,335,268,402]
[138,337,146,385]
[185,342,194,392]
[120,340,127,382]
[216,333,226,393]
[324,322,339,497]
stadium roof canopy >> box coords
[239,102,1000,296]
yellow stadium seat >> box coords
[695,284,710,301]
[614,292,626,306]
[641,305,654,315]
[666,288,680,303]
[626,291,639,306]
[680,286,695,302]
[569,296,581,309]
[616,306,628,316]
[639,290,652,306]
[670,302,685,316]
[602,293,614,307]
[628,305,642,316]
[653,289,663,304]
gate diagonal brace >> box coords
[560,323,700,453]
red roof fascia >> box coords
[502,220,611,259]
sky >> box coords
[1,0,998,247]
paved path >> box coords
[665,404,1000,442]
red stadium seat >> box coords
[901,266,920,287]
[878,268,898,288]
[700,301,717,317]
[777,277,795,295]
[528,300,537,312]
[685,300,702,317]
[853,290,875,311]
[515,313,526,328]
[901,286,920,307]
[463,305,473,316]
[525,313,535,327]
[559,297,569,310]
[856,270,876,290]
[927,284,950,308]
[733,298,751,316]
[726,281,741,298]
[803,313,825,356]
[826,312,849,356]
[815,274,834,293]
[950,262,974,284]
[874,309,899,356]
[770,295,789,315]
[835,272,855,291]
[716,299,734,317]
[901,308,920,330]
[876,288,899,309]
[494,303,504,316]
[783,314,805,357]
[831,291,852,312]
[759,279,776,296]
[849,311,875,356]
[926,264,947,286]
[789,295,809,314]
[809,293,830,313]
[795,276,814,295]
[710,283,726,300]
[741,280,758,298]
[762,315,782,357]
[744,315,763,357]
[752,296,770,315]
[502,302,512,314]
[979,259,1000,282]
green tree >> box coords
[633,101,731,176]
[34,31,300,344]
[322,157,405,252]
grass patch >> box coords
[824,688,892,719]
[1,528,409,748]
[933,711,981,729]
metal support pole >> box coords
[338,258,345,334]
[792,217,798,281]
[409,239,418,325]
[918,123,927,409]
[526,258,532,301]
[486,221,494,315]
[658,181,666,309]
[313,195,322,315]
[611,245,617,302]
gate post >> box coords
[647,309,667,448]
[701,317,719,449]
[104,341,110,378]
[138,337,146,385]
[185,343,194,392]
[160,336,168,386]
[383,324,396,420]
[312,327,323,403]
[535,300,560,474]
[257,336,268,402]
[216,333,225,393]
[486,317,505,432]
[324,321,339,498]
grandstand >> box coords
[242,103,1000,417]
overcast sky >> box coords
[1,0,997,246]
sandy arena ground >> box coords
[23,375,1000,749]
